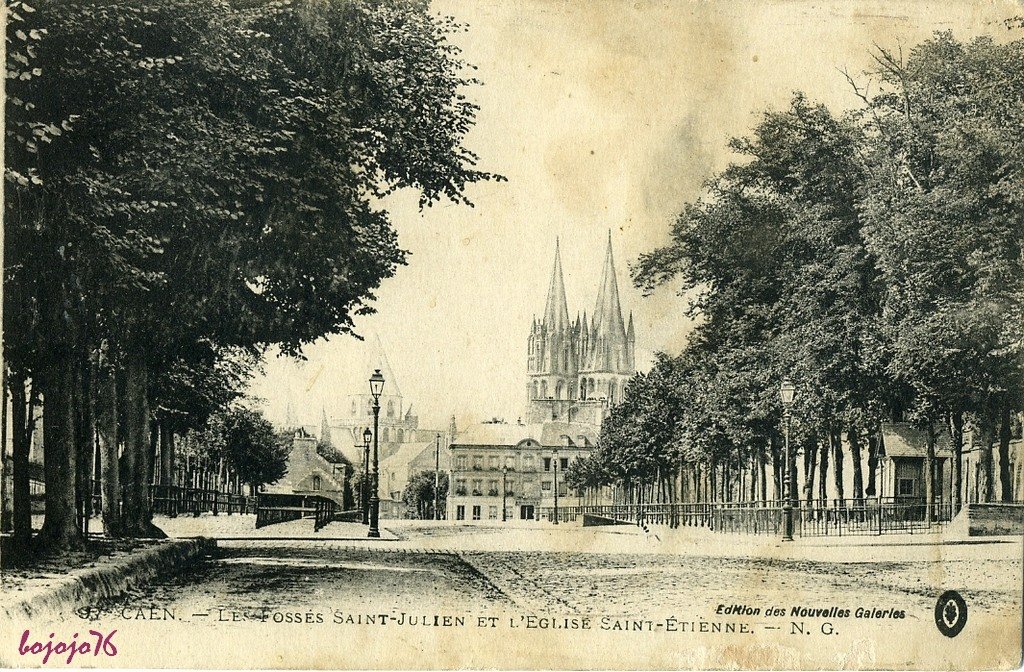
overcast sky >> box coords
[249,0,1016,433]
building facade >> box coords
[526,235,635,424]
[447,420,598,521]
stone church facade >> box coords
[526,234,636,424]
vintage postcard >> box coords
[1,0,1022,669]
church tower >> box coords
[579,232,635,406]
[527,239,579,410]
[526,234,636,424]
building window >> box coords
[455,479,467,496]
[898,478,915,497]
[472,480,483,496]
[543,457,552,472]
[472,456,483,470]
[387,400,395,418]
[312,475,321,491]
[542,480,552,492]
[488,456,499,470]
[456,455,468,470]
[560,457,569,471]
[351,400,357,415]
[398,429,404,442]
[488,506,498,520]
[472,506,481,521]
[523,455,534,471]
[541,380,548,398]
[505,455,515,470]
[456,505,465,521]
[488,480,499,496]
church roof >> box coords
[542,238,570,330]
[454,420,598,448]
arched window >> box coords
[588,378,595,394]
[541,380,548,399]
[398,429,405,442]
[312,475,321,491]
[555,380,564,400]
[580,380,587,400]
[387,400,395,418]
[532,381,539,399]
[350,400,357,415]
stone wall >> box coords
[966,503,1024,536]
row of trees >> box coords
[568,32,1024,516]
[4,0,492,551]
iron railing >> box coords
[539,497,953,537]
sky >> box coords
[249,0,1018,432]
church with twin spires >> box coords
[526,234,636,425]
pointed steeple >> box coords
[542,238,570,330]
[319,407,332,447]
[592,231,627,341]
[627,312,635,340]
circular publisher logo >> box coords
[935,590,968,638]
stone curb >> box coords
[3,538,217,620]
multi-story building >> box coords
[447,420,598,521]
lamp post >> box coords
[368,369,385,538]
[361,428,371,525]
[434,433,441,521]
[502,465,508,522]
[552,448,559,525]
[780,378,796,542]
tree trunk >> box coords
[76,353,95,534]
[38,355,86,550]
[818,437,829,507]
[10,374,33,542]
[925,422,936,523]
[122,360,165,538]
[848,426,863,505]
[94,354,121,537]
[950,412,964,513]
[981,421,995,503]
[998,404,1012,503]
[865,428,879,497]
[802,435,817,507]
[831,428,845,507]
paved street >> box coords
[102,519,1022,622]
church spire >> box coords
[592,231,626,341]
[542,238,570,330]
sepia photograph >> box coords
[0,0,1022,669]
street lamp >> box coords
[434,433,441,521]
[368,369,385,538]
[362,428,371,525]
[780,378,796,542]
[502,465,508,522]
[552,447,559,525]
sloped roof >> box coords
[265,437,346,495]
[454,420,598,448]
[881,423,953,458]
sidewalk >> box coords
[155,514,399,541]
[1,537,215,619]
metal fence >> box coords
[255,493,341,532]
[540,497,952,537]
[796,498,953,537]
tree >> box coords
[215,408,288,494]
[5,0,497,550]
[401,470,448,520]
